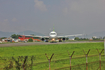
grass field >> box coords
[0,42,105,70]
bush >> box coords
[28,38,33,42]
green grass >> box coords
[0,42,105,70]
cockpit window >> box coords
[51,33,56,35]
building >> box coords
[18,35,41,42]
[2,37,14,42]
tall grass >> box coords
[0,42,104,70]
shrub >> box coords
[28,38,33,42]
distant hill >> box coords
[0,31,15,37]
[0,30,44,37]
[86,31,105,38]
[69,31,105,39]
[18,30,44,36]
[89,31,105,37]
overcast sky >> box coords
[0,0,105,35]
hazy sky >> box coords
[0,0,105,35]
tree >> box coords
[74,37,79,40]
[11,34,19,39]
[1,37,7,39]
[66,37,69,40]
[28,38,33,42]
[103,36,105,39]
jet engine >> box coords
[41,38,45,41]
[62,38,66,41]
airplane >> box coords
[37,30,83,43]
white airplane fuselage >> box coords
[49,31,57,38]
[49,31,58,42]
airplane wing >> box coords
[35,35,49,38]
[57,34,83,37]
[35,34,83,38]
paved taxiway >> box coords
[0,41,103,47]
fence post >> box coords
[45,53,54,70]
[68,51,75,70]
[12,57,21,70]
[83,49,90,70]
[30,56,35,70]
[97,49,104,70]
[22,56,28,70]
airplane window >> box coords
[51,33,55,35]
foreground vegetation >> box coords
[0,42,104,70]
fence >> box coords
[0,49,105,70]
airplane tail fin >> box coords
[53,24,55,31]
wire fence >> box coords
[0,49,105,70]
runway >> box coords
[0,41,104,47]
